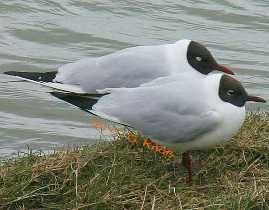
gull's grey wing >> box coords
[94,91,220,143]
[92,76,221,143]
[54,44,172,91]
[3,45,170,93]
[50,74,221,144]
[51,89,220,143]
[136,110,220,144]
[4,40,192,94]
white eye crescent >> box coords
[195,56,202,62]
[227,90,235,96]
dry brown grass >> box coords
[0,112,268,210]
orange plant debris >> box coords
[90,118,107,129]
[90,117,174,158]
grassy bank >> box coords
[0,113,269,210]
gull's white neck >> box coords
[165,39,204,78]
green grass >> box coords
[0,112,269,210]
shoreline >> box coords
[1,112,268,209]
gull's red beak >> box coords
[247,95,266,103]
[214,64,234,75]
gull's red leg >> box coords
[182,151,193,184]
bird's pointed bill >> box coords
[247,95,266,103]
[214,64,234,75]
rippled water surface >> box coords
[0,0,268,157]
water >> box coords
[0,0,268,157]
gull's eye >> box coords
[227,89,235,96]
[195,56,202,62]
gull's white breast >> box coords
[175,74,246,151]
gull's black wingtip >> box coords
[50,91,100,113]
[51,91,130,127]
[3,71,57,82]
[3,71,17,76]
[50,91,68,99]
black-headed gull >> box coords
[50,73,266,182]
[4,40,233,93]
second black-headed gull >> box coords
[49,73,266,182]
[4,39,233,93]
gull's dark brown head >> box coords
[218,75,266,107]
[187,41,234,75]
